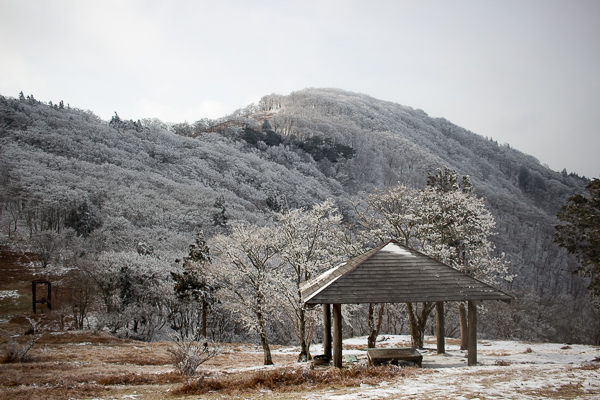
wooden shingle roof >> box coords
[301,240,513,305]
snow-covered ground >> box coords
[274,335,600,399]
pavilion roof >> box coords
[301,240,513,305]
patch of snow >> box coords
[302,335,600,400]
[0,289,20,300]
[380,243,415,257]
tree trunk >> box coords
[458,302,468,350]
[367,303,385,348]
[255,288,273,365]
[406,302,435,348]
[257,312,273,365]
[201,299,208,339]
[298,306,309,362]
[259,331,273,365]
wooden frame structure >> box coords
[32,279,52,313]
[301,240,513,367]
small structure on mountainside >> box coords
[32,280,52,313]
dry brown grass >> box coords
[37,331,131,345]
[102,348,172,365]
[174,364,422,396]
[0,331,301,399]
[575,362,600,371]
[424,337,462,346]
[97,371,184,385]
[1,383,110,400]
[523,383,588,399]
[344,344,367,351]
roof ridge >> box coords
[302,239,514,305]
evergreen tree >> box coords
[555,178,600,307]
[171,231,215,338]
[261,118,273,132]
[66,202,102,238]
[110,112,121,126]
[212,197,228,228]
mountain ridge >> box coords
[0,89,591,306]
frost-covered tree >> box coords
[210,224,283,365]
[353,185,431,347]
[275,200,346,361]
[30,228,76,268]
[421,167,510,349]
[171,231,216,338]
[354,167,509,348]
[353,184,422,247]
[82,250,174,340]
[420,168,508,282]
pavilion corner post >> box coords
[332,303,343,368]
[323,304,332,360]
[436,301,445,354]
[467,300,477,366]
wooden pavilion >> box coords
[301,240,513,367]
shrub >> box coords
[167,330,222,376]
[1,317,40,363]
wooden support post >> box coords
[46,281,51,311]
[467,300,477,366]
[332,303,342,368]
[436,301,445,354]
[32,280,52,314]
[32,281,37,314]
[323,304,332,360]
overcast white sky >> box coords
[1,0,599,178]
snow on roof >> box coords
[380,242,416,257]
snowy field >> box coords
[273,335,600,399]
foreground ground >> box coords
[1,331,599,400]
[1,246,599,398]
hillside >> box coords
[0,89,597,343]
[194,88,590,297]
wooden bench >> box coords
[366,347,422,367]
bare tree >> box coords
[168,327,222,376]
[210,224,283,365]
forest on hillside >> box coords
[0,89,598,350]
